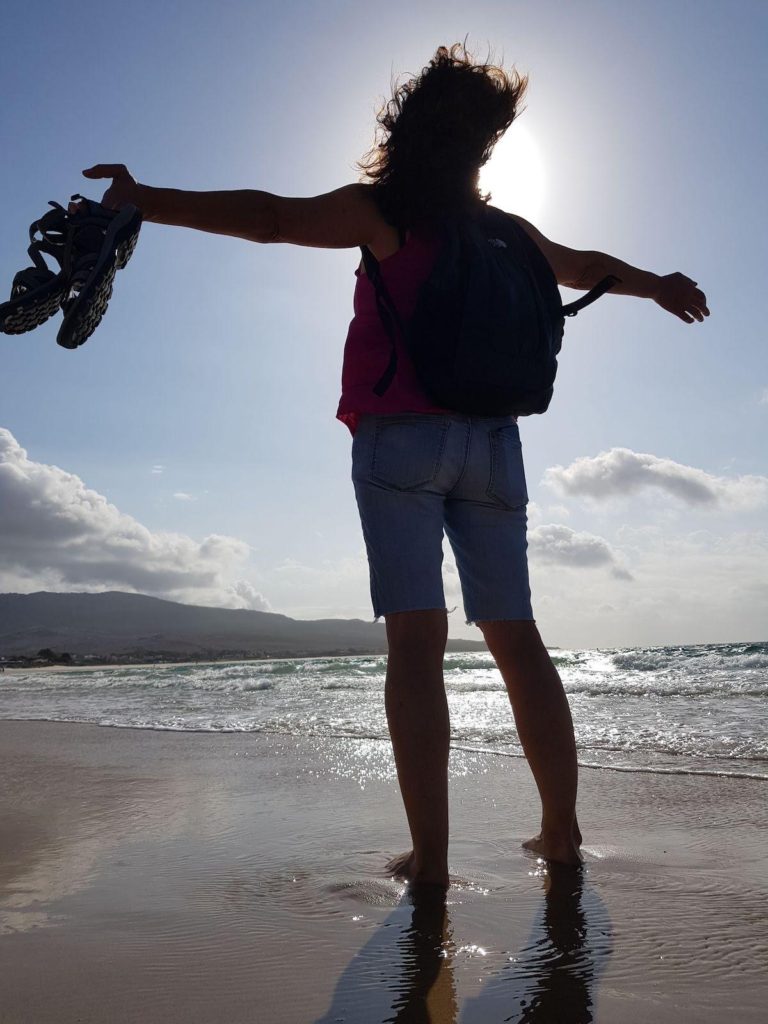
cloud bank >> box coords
[545,448,768,509]
[0,428,268,610]
[529,523,633,579]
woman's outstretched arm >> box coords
[510,213,710,325]
[80,165,384,249]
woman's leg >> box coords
[479,619,582,865]
[384,608,451,888]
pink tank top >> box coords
[336,226,452,434]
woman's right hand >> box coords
[81,164,144,213]
[654,272,710,323]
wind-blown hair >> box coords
[358,43,528,229]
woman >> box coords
[83,44,709,888]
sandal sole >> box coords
[57,206,142,350]
[0,275,68,335]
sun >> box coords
[478,122,547,223]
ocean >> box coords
[2,641,766,780]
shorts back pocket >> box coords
[487,426,528,509]
[371,416,449,491]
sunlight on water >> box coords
[2,642,766,779]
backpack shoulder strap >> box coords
[487,205,621,314]
[561,275,622,316]
[359,245,408,396]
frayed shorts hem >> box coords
[370,603,449,622]
[464,614,537,627]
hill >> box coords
[0,591,487,662]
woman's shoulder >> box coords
[351,183,390,225]
[347,184,442,258]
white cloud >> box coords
[151,464,164,475]
[231,580,271,612]
[526,501,544,527]
[545,504,571,520]
[173,492,196,502]
[544,447,768,510]
[0,428,262,609]
[529,523,633,579]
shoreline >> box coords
[0,710,764,782]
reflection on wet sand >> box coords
[316,864,611,1024]
[387,888,459,1023]
[315,884,458,1024]
[0,754,239,936]
[0,767,177,935]
[461,863,612,1023]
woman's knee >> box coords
[478,618,546,659]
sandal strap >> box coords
[21,203,71,280]
[29,202,68,244]
[69,194,117,228]
[10,264,58,299]
[27,236,68,273]
[9,197,114,302]
[62,197,118,282]
[14,196,122,304]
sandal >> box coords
[56,194,142,350]
[0,202,71,334]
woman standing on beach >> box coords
[82,43,708,888]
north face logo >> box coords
[487,237,507,248]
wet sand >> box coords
[0,720,765,1023]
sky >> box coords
[1,0,766,648]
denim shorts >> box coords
[351,412,533,624]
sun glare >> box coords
[479,123,547,224]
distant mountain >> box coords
[0,592,487,660]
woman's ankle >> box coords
[386,848,449,887]
[539,813,578,844]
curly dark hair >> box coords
[358,42,528,229]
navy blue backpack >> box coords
[360,204,620,416]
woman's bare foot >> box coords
[385,850,450,888]
[522,833,583,866]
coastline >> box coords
[1,719,765,1023]
[0,643,489,674]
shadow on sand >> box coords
[314,864,612,1024]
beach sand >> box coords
[0,720,765,1023]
